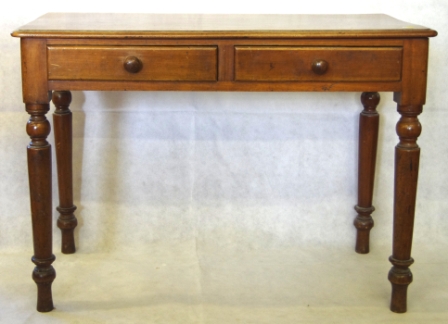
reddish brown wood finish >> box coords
[12,13,436,314]
[47,46,218,81]
[234,47,403,82]
[388,104,421,313]
[53,91,77,254]
[354,92,380,254]
[21,37,55,312]
[27,101,55,313]
[20,38,49,103]
[389,38,429,314]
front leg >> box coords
[388,104,422,313]
[26,102,56,312]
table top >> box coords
[11,13,437,39]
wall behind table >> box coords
[0,0,446,254]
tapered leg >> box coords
[26,102,56,312]
[52,91,78,254]
[388,104,422,313]
[354,92,380,254]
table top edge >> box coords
[11,13,438,39]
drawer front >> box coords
[48,46,218,81]
[235,46,402,82]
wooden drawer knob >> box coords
[124,56,143,73]
[312,59,329,75]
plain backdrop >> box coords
[1,1,447,323]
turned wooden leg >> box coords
[388,104,422,313]
[52,91,78,254]
[354,92,380,254]
[26,102,56,312]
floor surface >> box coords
[1,242,447,323]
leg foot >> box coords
[32,255,56,312]
[388,257,414,313]
[57,206,77,254]
[354,206,374,254]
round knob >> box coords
[124,56,143,73]
[311,59,329,75]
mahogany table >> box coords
[12,13,437,313]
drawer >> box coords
[47,46,218,81]
[235,46,402,82]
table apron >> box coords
[47,80,402,92]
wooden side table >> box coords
[12,13,437,313]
